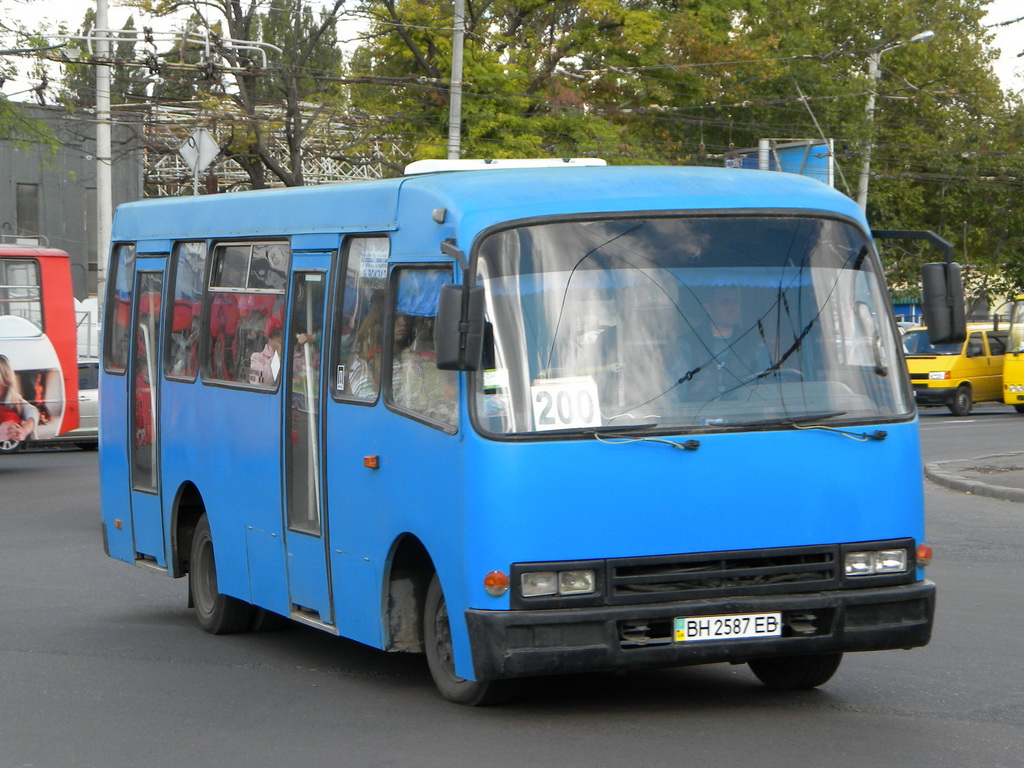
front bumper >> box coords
[466,580,934,680]
[912,384,956,406]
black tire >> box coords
[0,437,23,454]
[748,652,843,690]
[423,574,514,705]
[948,385,972,416]
[251,607,291,632]
[1014,404,1024,415]
[189,514,255,634]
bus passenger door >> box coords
[282,270,333,626]
[129,271,166,566]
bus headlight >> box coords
[521,569,596,597]
[558,569,596,595]
[844,548,908,577]
[521,571,558,597]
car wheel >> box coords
[0,437,23,454]
[948,385,972,416]
[1014,405,1024,415]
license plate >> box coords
[674,612,783,642]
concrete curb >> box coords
[924,452,1024,504]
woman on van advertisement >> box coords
[0,354,39,443]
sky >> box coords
[986,0,1024,88]
[3,0,1024,96]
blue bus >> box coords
[99,162,958,704]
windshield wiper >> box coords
[585,422,660,435]
[589,427,701,451]
[725,410,888,441]
[728,410,848,428]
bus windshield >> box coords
[473,215,910,436]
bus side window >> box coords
[332,237,388,402]
[0,258,43,330]
[165,242,207,381]
[204,242,289,387]
[103,243,136,374]
[387,267,457,429]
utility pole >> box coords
[446,0,465,160]
[856,31,935,211]
[95,0,112,308]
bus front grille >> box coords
[607,546,839,605]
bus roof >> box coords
[0,245,72,260]
[111,165,865,244]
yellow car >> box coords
[903,323,1008,416]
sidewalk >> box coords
[925,452,1024,503]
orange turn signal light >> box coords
[483,570,510,597]
[916,543,933,568]
[363,455,380,469]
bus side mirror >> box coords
[921,262,966,345]
[436,283,485,371]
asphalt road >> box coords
[1,418,1022,768]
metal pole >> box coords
[446,0,465,160]
[856,50,880,211]
[856,31,934,212]
[95,0,112,307]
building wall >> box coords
[0,103,144,299]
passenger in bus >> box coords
[394,317,456,425]
[680,285,772,399]
[249,318,284,386]
[346,304,406,399]
[0,355,39,443]
[346,303,383,398]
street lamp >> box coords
[856,30,936,211]
[447,0,466,160]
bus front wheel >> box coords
[423,574,513,705]
[748,652,843,690]
[189,514,255,634]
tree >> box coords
[124,0,348,188]
[59,11,149,109]
[348,0,1024,300]
[0,9,58,149]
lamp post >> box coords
[95,0,112,307]
[856,30,935,211]
[446,0,465,160]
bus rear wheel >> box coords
[748,652,843,690]
[189,514,255,634]
[424,574,513,705]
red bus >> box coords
[0,244,79,453]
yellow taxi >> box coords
[903,323,1008,416]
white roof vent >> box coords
[404,158,607,175]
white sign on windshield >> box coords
[530,376,601,431]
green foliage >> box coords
[26,0,1024,301]
[59,11,149,109]
[348,0,1024,302]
